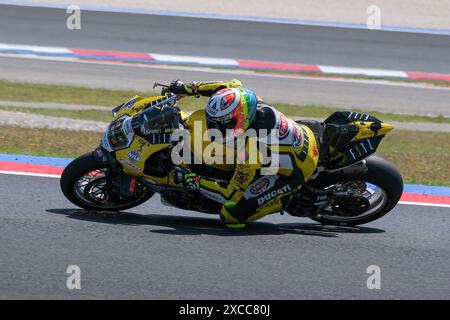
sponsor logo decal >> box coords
[313,144,319,157]
[128,151,141,163]
[250,178,269,194]
[244,176,278,199]
[124,98,136,109]
[348,111,371,121]
[257,184,292,205]
[234,172,248,185]
[137,138,147,152]
[292,126,304,149]
[207,101,218,115]
[129,177,136,193]
[119,158,142,172]
[278,114,289,139]
[258,197,281,212]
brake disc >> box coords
[329,193,371,216]
[83,177,122,204]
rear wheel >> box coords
[60,152,154,211]
[309,156,403,226]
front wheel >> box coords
[60,152,154,211]
[309,156,403,226]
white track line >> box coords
[1,170,449,208]
[0,170,61,178]
[2,53,450,92]
[398,201,450,208]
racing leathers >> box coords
[170,79,320,225]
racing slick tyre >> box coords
[309,156,403,226]
[60,152,154,211]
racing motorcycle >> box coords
[60,83,403,226]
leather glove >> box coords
[174,167,200,191]
[164,80,187,95]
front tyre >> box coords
[310,156,403,226]
[60,152,154,211]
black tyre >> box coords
[60,152,154,211]
[309,156,403,226]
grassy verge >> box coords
[2,103,450,125]
[378,131,450,186]
[0,126,449,186]
[1,80,449,124]
[0,106,113,122]
[0,126,101,158]
[0,80,146,106]
[0,80,202,109]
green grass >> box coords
[1,80,449,124]
[0,80,148,106]
[0,106,113,122]
[0,146,78,159]
[377,130,450,186]
[0,126,101,158]
[0,80,204,109]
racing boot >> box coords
[221,201,247,229]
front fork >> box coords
[92,147,140,198]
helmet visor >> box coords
[206,116,237,138]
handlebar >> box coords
[152,82,199,100]
[153,82,182,99]
[153,82,169,90]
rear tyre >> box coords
[309,156,403,226]
[60,152,154,211]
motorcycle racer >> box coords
[166,79,321,228]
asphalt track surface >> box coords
[0,173,449,299]
[1,4,450,74]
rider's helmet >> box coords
[205,87,258,141]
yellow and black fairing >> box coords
[100,94,189,187]
[100,94,236,214]
[322,111,394,170]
